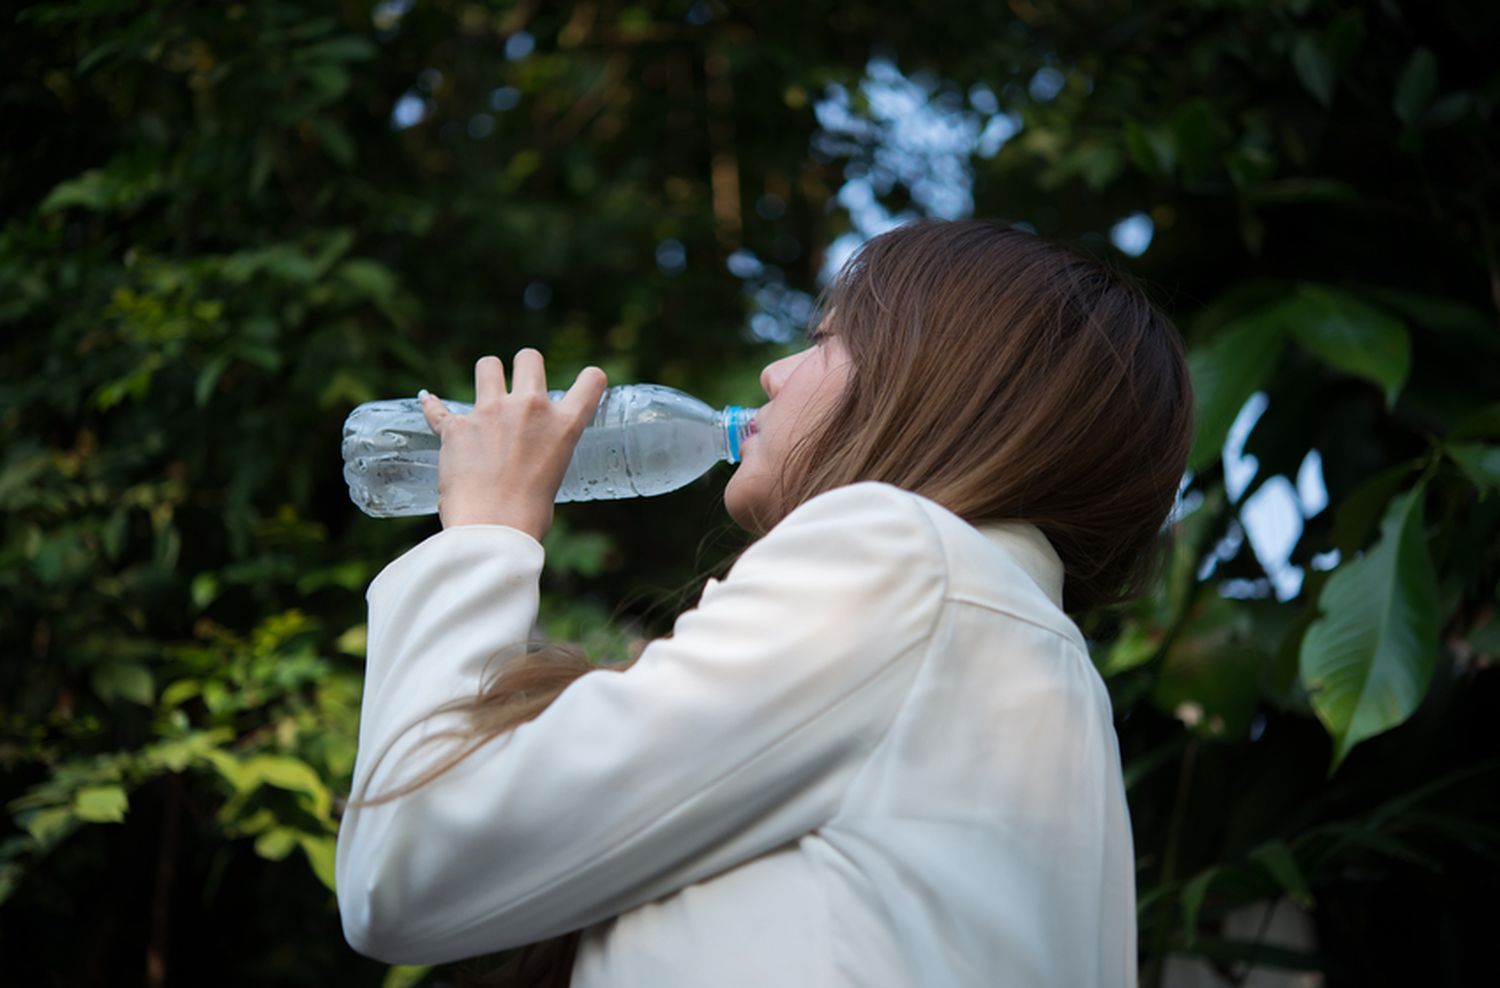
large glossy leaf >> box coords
[1186,309,1288,473]
[1285,285,1411,409]
[1299,480,1439,772]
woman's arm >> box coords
[335,481,947,965]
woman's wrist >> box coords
[439,502,553,542]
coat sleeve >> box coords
[335,481,947,965]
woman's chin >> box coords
[723,472,767,535]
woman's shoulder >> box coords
[715,482,947,600]
[760,482,946,568]
[776,480,936,529]
[776,483,1084,651]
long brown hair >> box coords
[339,218,1194,985]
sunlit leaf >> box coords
[380,964,436,988]
[254,826,300,861]
[1300,480,1438,772]
[334,624,368,656]
[72,784,128,824]
[297,833,338,892]
[245,755,334,821]
[191,572,220,609]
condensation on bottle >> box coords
[341,384,759,518]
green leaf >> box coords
[142,731,214,771]
[38,150,166,214]
[39,170,114,213]
[1096,621,1161,677]
[1180,867,1218,948]
[1224,147,1275,189]
[21,806,75,849]
[297,833,338,892]
[1123,119,1174,179]
[334,624,368,656]
[0,860,23,907]
[381,964,436,988]
[195,353,231,408]
[1359,288,1492,338]
[1186,308,1288,473]
[1299,480,1438,772]
[1250,841,1314,908]
[1446,443,1500,494]
[1292,34,1334,107]
[254,826,299,861]
[1394,47,1437,127]
[338,258,398,301]
[191,572,220,609]
[312,118,356,168]
[73,785,129,824]
[204,749,252,792]
[1286,285,1411,408]
[245,755,333,821]
[302,61,350,101]
[90,661,156,706]
[297,36,378,64]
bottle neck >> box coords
[718,406,758,464]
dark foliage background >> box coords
[2,1,1498,985]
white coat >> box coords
[336,480,1138,986]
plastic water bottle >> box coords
[342,384,759,517]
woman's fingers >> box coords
[427,349,597,430]
[511,347,547,395]
[418,389,450,432]
[474,355,507,406]
[560,366,608,427]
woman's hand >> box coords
[419,350,608,540]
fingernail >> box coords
[417,388,429,400]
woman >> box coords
[334,218,1195,987]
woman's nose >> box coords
[760,353,795,398]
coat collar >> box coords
[976,521,1067,612]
